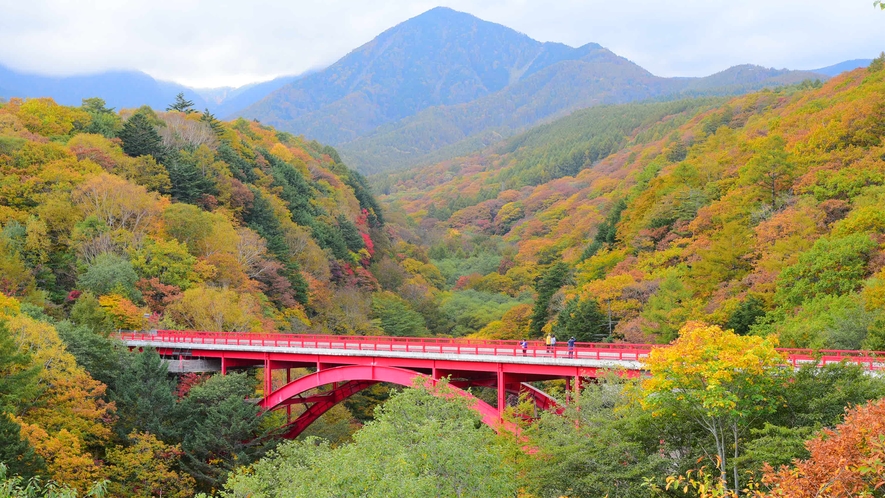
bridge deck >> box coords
[121,330,885,372]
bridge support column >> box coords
[497,364,506,419]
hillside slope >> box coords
[379,62,885,349]
[0,96,405,337]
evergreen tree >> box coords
[81,97,121,138]
[177,373,274,491]
[167,157,216,204]
[201,109,225,136]
[724,295,766,335]
[118,112,164,160]
[553,297,608,342]
[167,92,196,113]
[529,262,570,337]
[110,349,178,442]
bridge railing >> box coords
[120,330,656,361]
[118,331,885,369]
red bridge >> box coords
[121,331,885,438]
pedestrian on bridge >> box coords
[568,337,576,358]
[520,339,528,356]
[545,334,552,353]
[550,335,557,354]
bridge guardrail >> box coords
[118,331,885,370]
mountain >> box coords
[0,64,209,110]
[0,63,301,114]
[377,63,885,347]
[238,7,827,174]
[214,74,307,118]
[340,63,823,173]
[238,7,602,143]
[807,59,872,77]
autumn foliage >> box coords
[760,398,885,497]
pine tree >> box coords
[529,262,570,337]
[118,112,164,160]
[200,109,225,137]
[167,92,196,113]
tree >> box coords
[218,379,518,497]
[77,253,141,302]
[760,398,885,497]
[110,349,178,442]
[372,291,429,337]
[176,373,273,491]
[641,322,784,492]
[167,93,195,114]
[724,295,766,335]
[524,377,667,497]
[776,233,876,308]
[0,321,42,477]
[200,110,225,137]
[744,134,793,210]
[118,112,164,160]
[105,432,195,498]
[165,286,263,332]
[552,297,608,342]
[529,262,569,337]
[80,97,121,138]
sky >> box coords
[0,0,882,88]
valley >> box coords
[0,4,884,497]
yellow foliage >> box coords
[98,293,148,330]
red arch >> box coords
[261,365,506,438]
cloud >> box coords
[0,0,881,88]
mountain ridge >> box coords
[0,63,302,114]
[237,7,828,173]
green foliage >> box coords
[524,378,667,497]
[0,321,43,477]
[76,253,141,302]
[870,51,885,72]
[580,198,627,261]
[54,321,124,388]
[372,292,429,337]
[724,295,766,335]
[0,463,106,498]
[176,372,274,491]
[529,262,569,337]
[776,233,876,308]
[118,112,163,160]
[552,297,608,342]
[166,155,216,204]
[167,93,195,114]
[130,238,198,290]
[435,289,530,336]
[69,292,115,335]
[218,380,518,498]
[432,253,501,286]
[80,98,121,138]
[110,349,178,442]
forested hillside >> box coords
[0,93,451,493]
[379,59,885,350]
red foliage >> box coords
[761,398,885,496]
[69,145,117,171]
[175,373,209,399]
[136,278,182,314]
[361,232,375,257]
